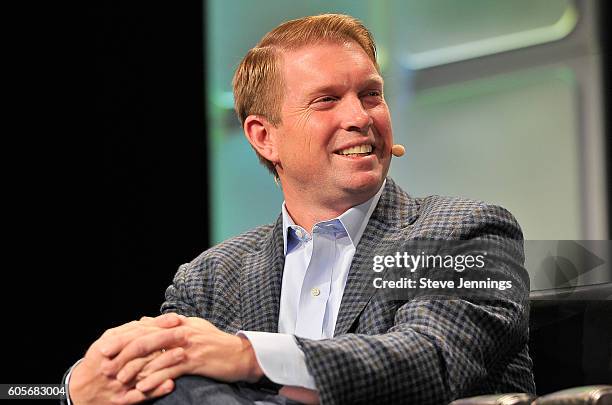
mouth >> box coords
[334,144,374,158]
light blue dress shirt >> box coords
[239,180,386,390]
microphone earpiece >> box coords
[391,144,405,157]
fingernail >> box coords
[117,370,126,382]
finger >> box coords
[117,347,184,383]
[102,328,186,377]
[153,313,184,328]
[112,379,174,405]
[279,386,320,405]
[116,351,158,384]
[137,347,185,381]
[140,314,182,328]
[98,324,162,358]
[101,320,143,339]
[101,315,180,358]
[136,364,183,392]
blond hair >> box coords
[232,14,379,177]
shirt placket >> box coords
[294,224,336,339]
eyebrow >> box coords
[304,75,384,99]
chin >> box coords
[341,171,385,196]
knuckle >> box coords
[108,379,123,391]
[172,347,185,360]
[96,343,113,357]
[176,326,190,339]
[100,334,118,347]
[121,365,135,379]
[85,344,101,359]
[103,327,118,337]
[134,341,149,356]
[100,362,112,375]
[136,370,150,381]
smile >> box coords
[335,144,373,157]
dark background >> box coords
[3,0,208,390]
[2,0,610,399]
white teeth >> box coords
[338,144,372,155]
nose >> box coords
[340,95,372,134]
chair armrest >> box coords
[450,393,537,405]
[533,385,612,405]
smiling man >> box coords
[65,14,535,405]
[242,39,392,231]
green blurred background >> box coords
[207,0,607,249]
[206,0,610,292]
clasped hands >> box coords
[69,313,319,405]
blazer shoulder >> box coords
[409,195,523,240]
[189,223,276,268]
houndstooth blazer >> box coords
[161,177,536,404]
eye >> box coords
[361,89,384,108]
[313,96,338,104]
[362,90,382,98]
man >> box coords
[66,14,535,405]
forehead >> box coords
[279,41,382,95]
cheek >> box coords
[373,115,393,141]
[371,104,391,124]
[277,130,319,166]
[297,120,334,156]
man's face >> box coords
[272,41,393,206]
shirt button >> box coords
[311,287,321,297]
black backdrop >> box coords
[3,0,209,391]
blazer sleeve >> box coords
[160,262,206,317]
[295,204,533,405]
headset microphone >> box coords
[391,144,405,157]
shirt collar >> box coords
[282,179,386,255]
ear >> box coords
[243,115,280,164]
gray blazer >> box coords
[161,177,536,404]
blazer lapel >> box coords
[240,215,285,333]
[334,178,420,336]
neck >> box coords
[282,187,378,233]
